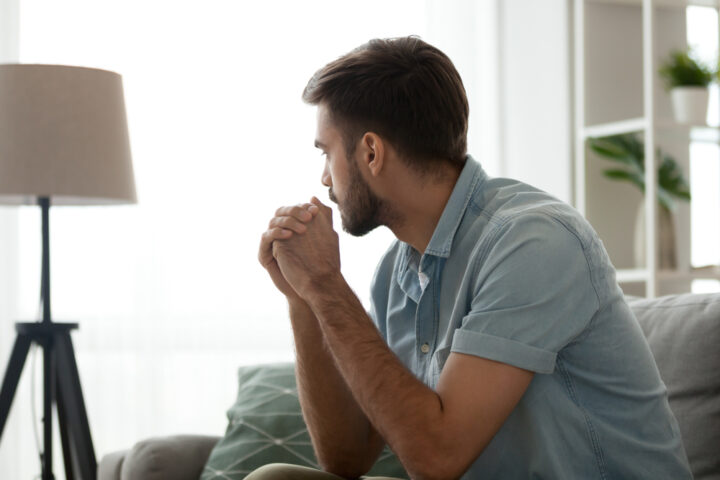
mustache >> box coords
[328,188,338,204]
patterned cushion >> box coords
[200,363,407,479]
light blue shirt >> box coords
[368,156,692,479]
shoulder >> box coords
[464,176,593,261]
[461,183,601,305]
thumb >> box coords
[311,196,334,223]
[310,196,325,207]
[310,196,332,211]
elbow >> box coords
[407,461,467,480]
[318,459,367,480]
[317,451,375,480]
[406,460,465,480]
[401,439,476,480]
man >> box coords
[253,37,692,479]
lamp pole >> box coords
[39,196,54,479]
[41,197,51,324]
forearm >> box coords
[306,278,448,479]
[288,298,384,476]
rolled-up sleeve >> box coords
[451,213,600,374]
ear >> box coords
[358,132,385,177]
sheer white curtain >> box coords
[1,0,498,478]
[0,0,24,478]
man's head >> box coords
[303,36,469,236]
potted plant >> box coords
[589,134,691,269]
[659,48,714,124]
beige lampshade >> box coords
[0,64,136,205]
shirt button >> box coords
[420,343,430,354]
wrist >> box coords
[304,272,352,311]
[287,296,313,316]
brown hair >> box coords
[302,36,469,172]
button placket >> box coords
[415,257,436,363]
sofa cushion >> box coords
[118,435,220,480]
[627,293,720,480]
[200,362,407,479]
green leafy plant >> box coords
[658,48,714,90]
[589,134,691,211]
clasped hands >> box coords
[258,196,342,303]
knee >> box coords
[244,463,304,480]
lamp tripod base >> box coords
[0,322,97,480]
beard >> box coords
[330,158,385,237]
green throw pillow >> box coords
[201,362,407,479]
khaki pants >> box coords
[245,463,405,480]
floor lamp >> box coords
[0,64,137,480]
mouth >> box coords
[328,188,338,204]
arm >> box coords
[272,199,534,480]
[308,276,533,480]
[288,298,385,477]
[259,204,384,477]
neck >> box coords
[387,168,461,254]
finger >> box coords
[274,205,314,222]
[310,196,334,224]
[259,228,292,265]
[296,202,320,216]
[306,203,319,215]
[310,196,332,212]
[268,216,308,234]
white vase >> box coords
[634,202,677,270]
[670,86,709,124]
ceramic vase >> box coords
[634,202,677,270]
[670,86,709,125]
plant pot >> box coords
[634,202,677,270]
[670,86,709,124]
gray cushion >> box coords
[628,293,720,480]
[119,434,220,480]
[97,448,128,480]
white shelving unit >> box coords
[573,0,720,297]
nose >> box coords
[321,162,331,187]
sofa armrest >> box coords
[97,434,221,480]
[97,448,129,480]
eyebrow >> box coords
[314,140,327,150]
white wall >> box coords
[500,0,573,203]
[424,0,502,177]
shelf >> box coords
[658,266,720,281]
[688,127,720,143]
[575,0,720,297]
[616,266,720,283]
[580,117,646,139]
[616,269,650,282]
[581,118,720,142]
[587,0,719,8]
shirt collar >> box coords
[415,155,486,259]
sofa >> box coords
[97,293,720,480]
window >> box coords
[687,6,720,293]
